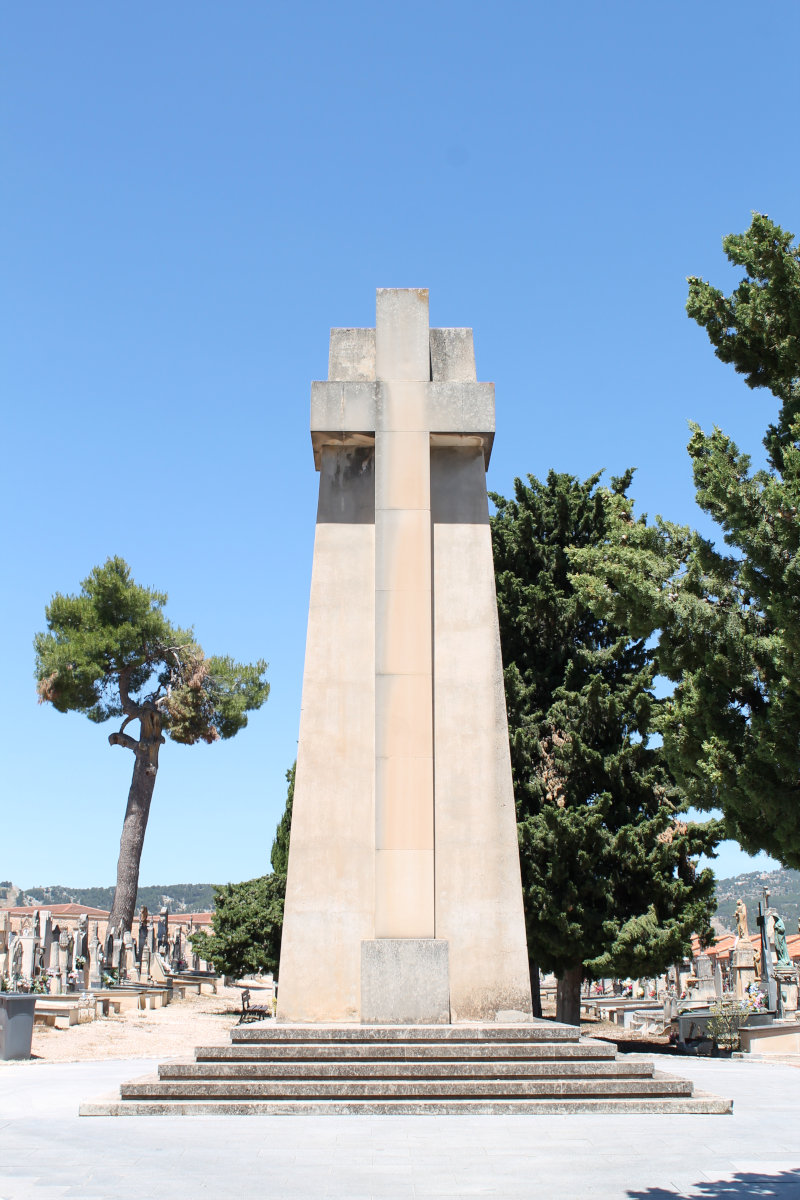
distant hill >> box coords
[14,883,218,914]
[713,867,800,937]
[7,868,800,933]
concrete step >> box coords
[78,1025,732,1117]
[231,1021,580,1044]
[194,1037,617,1062]
[81,1089,732,1116]
[161,1058,651,1081]
[120,1073,693,1100]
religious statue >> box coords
[74,914,88,962]
[735,898,749,940]
[774,915,792,968]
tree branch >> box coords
[118,667,142,719]
[108,730,140,753]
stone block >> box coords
[361,939,449,1023]
[374,851,434,938]
[376,289,430,381]
[315,444,375,525]
[310,381,378,435]
[375,756,434,851]
[374,430,430,510]
[430,328,476,381]
[374,674,433,758]
[375,508,431,592]
[376,380,431,432]
[374,589,432,676]
[329,328,376,381]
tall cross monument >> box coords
[278,289,533,1024]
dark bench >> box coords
[237,988,272,1024]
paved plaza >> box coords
[1,1055,798,1198]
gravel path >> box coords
[25,984,245,1063]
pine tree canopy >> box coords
[491,471,720,984]
[34,556,270,933]
[572,215,800,869]
[34,556,269,745]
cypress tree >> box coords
[491,471,720,1024]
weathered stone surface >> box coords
[195,1039,618,1061]
[431,446,532,1023]
[328,327,375,381]
[361,940,449,1024]
[375,288,429,381]
[430,327,476,382]
[278,290,530,1024]
[275,452,375,1024]
[81,1094,733,1116]
[160,1059,650,1080]
[79,1021,732,1116]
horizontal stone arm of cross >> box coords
[310,380,495,469]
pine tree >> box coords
[491,472,720,1024]
[573,215,800,867]
[34,557,270,933]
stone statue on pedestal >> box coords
[773,915,791,968]
[735,898,749,941]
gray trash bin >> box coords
[0,994,37,1059]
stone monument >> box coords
[732,898,757,999]
[278,288,533,1024]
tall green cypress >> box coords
[491,471,720,1024]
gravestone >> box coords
[0,912,9,978]
[694,952,716,1002]
[278,289,532,1024]
[20,926,38,983]
[732,939,757,1000]
[88,921,102,989]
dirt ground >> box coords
[25,984,247,1063]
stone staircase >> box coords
[80,1022,731,1115]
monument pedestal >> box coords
[732,942,757,1000]
[361,940,450,1025]
[80,1021,733,1115]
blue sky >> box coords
[3,2,797,888]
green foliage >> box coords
[34,556,270,744]
[270,762,295,875]
[491,471,720,982]
[190,874,285,979]
[686,213,800,465]
[191,764,295,978]
[572,215,800,867]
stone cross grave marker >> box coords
[278,289,533,1025]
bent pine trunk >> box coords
[107,710,163,933]
[556,964,582,1027]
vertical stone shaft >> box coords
[374,289,435,938]
[277,445,376,1021]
